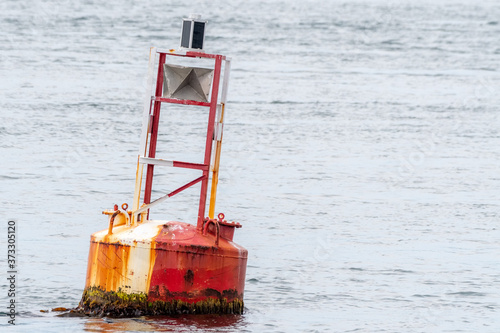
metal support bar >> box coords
[139,157,208,171]
[174,161,209,171]
[208,59,231,219]
[139,157,173,167]
[132,47,156,216]
[156,48,227,61]
[131,50,230,226]
[197,55,223,230]
[144,53,167,206]
[133,175,206,217]
[154,97,211,107]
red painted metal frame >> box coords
[172,161,209,171]
[142,51,224,229]
[156,49,226,60]
[144,53,166,205]
[154,97,210,107]
[168,175,206,198]
[145,175,206,208]
[197,55,222,230]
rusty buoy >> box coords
[78,215,247,316]
[77,23,247,317]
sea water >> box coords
[1,0,499,332]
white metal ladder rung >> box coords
[139,157,174,167]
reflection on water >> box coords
[83,314,245,332]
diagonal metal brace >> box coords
[133,175,206,218]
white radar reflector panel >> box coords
[163,64,214,103]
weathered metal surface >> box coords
[85,220,163,293]
[149,221,247,304]
[80,218,247,316]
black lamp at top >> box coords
[180,14,206,50]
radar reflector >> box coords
[163,64,214,103]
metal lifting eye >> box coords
[217,213,225,221]
[122,203,128,210]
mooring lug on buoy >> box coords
[203,218,220,246]
[103,204,131,235]
[107,210,120,235]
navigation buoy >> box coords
[76,17,247,317]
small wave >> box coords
[392,269,415,274]
[0,175,20,180]
[412,294,438,298]
[48,233,79,238]
[349,267,364,271]
[447,291,486,297]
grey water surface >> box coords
[1,0,500,332]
